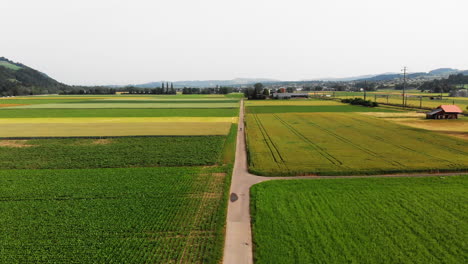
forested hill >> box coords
[0,57,68,96]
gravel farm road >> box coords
[222,99,464,264]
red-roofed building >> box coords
[426,105,463,119]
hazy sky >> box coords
[2,0,468,85]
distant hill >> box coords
[360,72,428,81]
[428,68,459,75]
[355,68,467,82]
[110,78,280,88]
[0,57,67,96]
[2,57,467,95]
[305,74,379,82]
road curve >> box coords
[222,99,464,264]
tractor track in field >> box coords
[223,100,464,264]
[272,114,343,166]
[251,114,288,170]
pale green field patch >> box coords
[245,99,341,106]
[0,117,238,124]
[0,61,22,70]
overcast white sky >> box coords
[1,0,467,85]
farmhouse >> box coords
[272,93,309,99]
[426,105,463,119]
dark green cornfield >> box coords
[0,136,225,169]
[0,166,230,263]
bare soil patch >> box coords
[71,138,114,146]
[0,140,34,148]
[442,131,468,140]
[92,139,113,145]
[0,104,27,108]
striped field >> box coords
[246,112,468,175]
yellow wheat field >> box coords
[0,122,232,137]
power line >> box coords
[402,66,407,107]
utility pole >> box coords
[364,80,367,101]
[402,66,407,107]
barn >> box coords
[426,105,463,119]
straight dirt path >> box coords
[222,99,464,264]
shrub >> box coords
[341,98,378,107]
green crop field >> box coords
[251,176,468,264]
[5,102,239,109]
[244,99,342,106]
[0,108,238,118]
[245,112,468,175]
[0,136,225,169]
[374,96,468,112]
[67,99,239,104]
[0,166,230,263]
[0,99,93,105]
[220,123,238,164]
[247,105,398,114]
[311,91,468,113]
[0,94,240,263]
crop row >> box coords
[0,108,239,118]
[67,99,240,104]
[0,136,226,169]
[246,105,396,114]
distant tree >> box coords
[244,84,267,100]
[286,87,296,93]
[394,83,404,90]
[330,84,347,91]
[254,83,264,95]
[355,81,376,91]
[262,88,270,96]
[243,88,253,99]
[218,86,233,94]
[169,83,175,94]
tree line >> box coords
[182,86,234,94]
[243,83,270,99]
[418,74,468,93]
